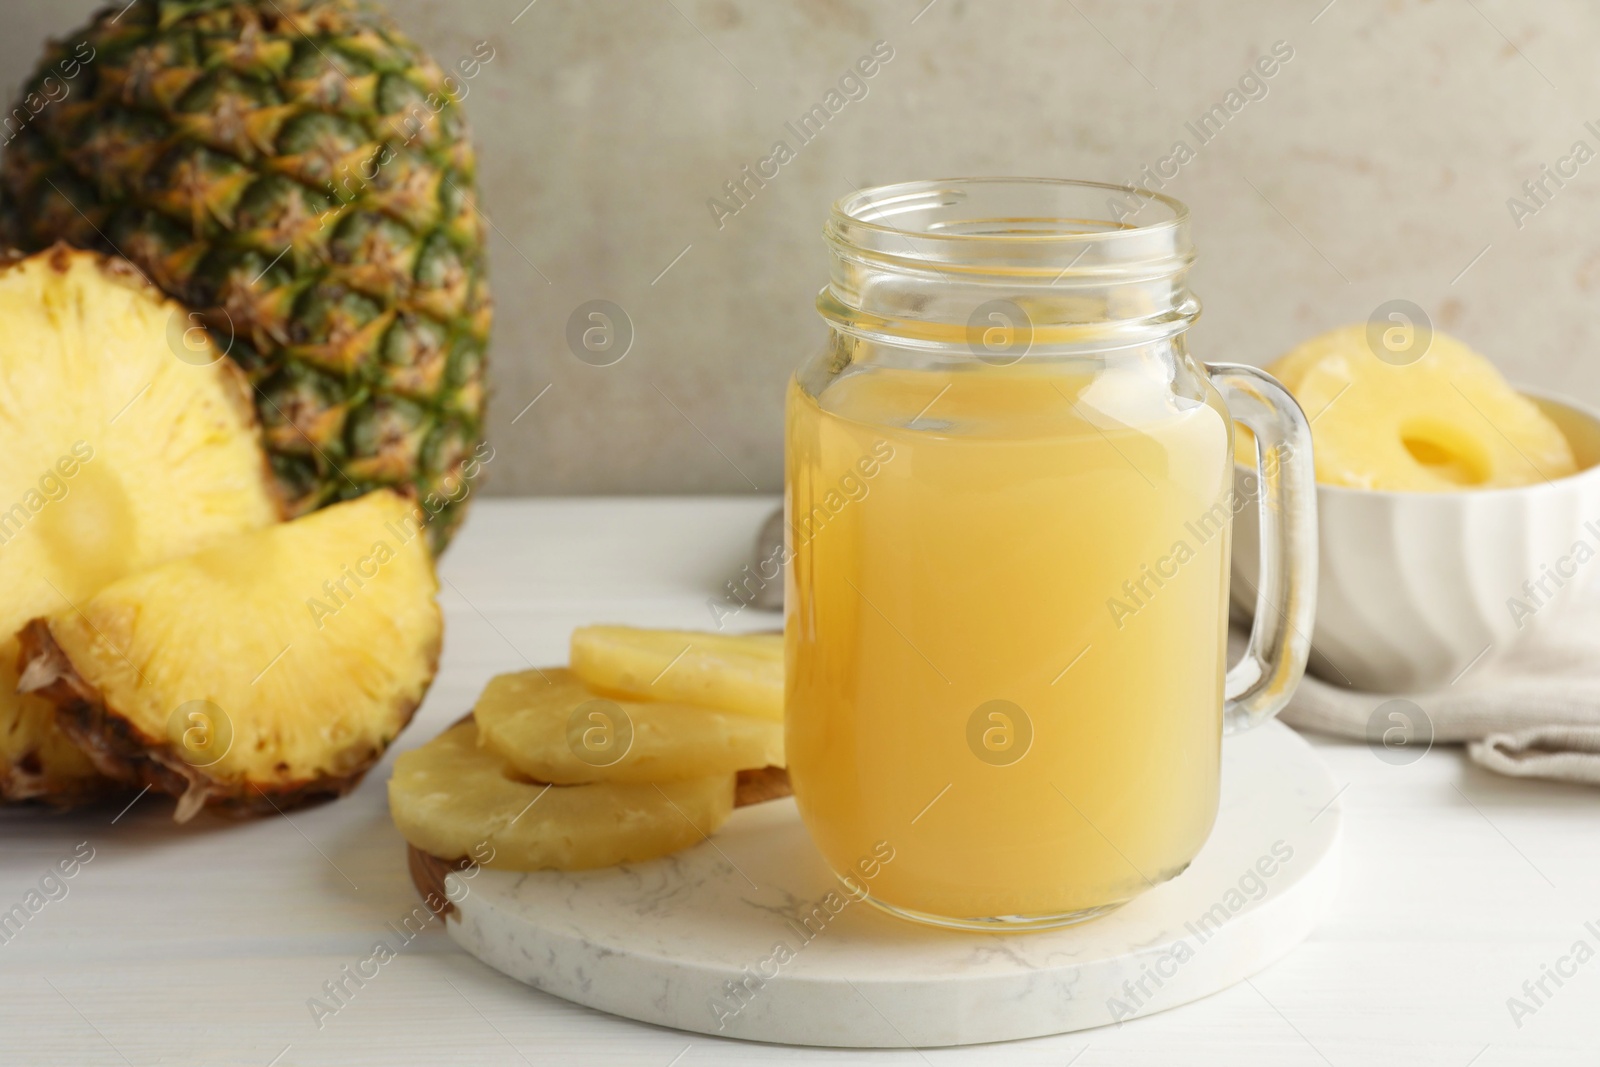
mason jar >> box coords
[783,177,1316,930]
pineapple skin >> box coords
[20,619,415,818]
[0,0,493,553]
[0,680,107,806]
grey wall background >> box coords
[5,0,1599,495]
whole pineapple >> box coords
[0,0,492,551]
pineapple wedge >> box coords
[0,247,281,805]
[17,491,439,820]
[571,626,783,722]
[474,668,783,784]
[389,720,734,870]
[1269,325,1577,491]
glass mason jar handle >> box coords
[1208,363,1318,735]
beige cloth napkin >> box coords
[1260,596,1600,786]
[1470,726,1600,785]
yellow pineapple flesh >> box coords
[0,247,280,804]
[474,668,783,785]
[1269,325,1577,491]
[17,491,439,819]
[388,720,734,870]
[570,626,783,722]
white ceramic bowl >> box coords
[1232,389,1600,692]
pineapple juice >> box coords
[785,360,1234,922]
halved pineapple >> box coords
[389,720,734,870]
[474,668,783,784]
[0,247,281,804]
[571,626,783,722]
[17,491,439,820]
[1270,325,1577,491]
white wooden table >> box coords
[2,498,1597,1066]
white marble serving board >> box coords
[438,720,1340,1048]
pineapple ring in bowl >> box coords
[1233,388,1600,692]
[474,668,784,785]
[388,720,734,871]
[1277,325,1577,491]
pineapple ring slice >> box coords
[1270,325,1578,491]
[388,720,735,871]
[571,626,784,722]
[475,668,783,784]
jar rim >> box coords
[829,177,1188,247]
[819,177,1199,354]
